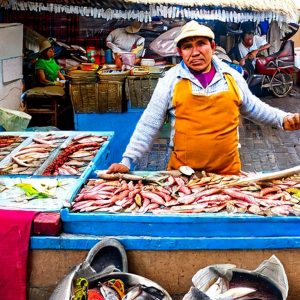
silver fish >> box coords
[99,283,119,300]
[206,277,228,298]
[122,285,142,300]
[215,287,256,299]
[183,287,211,300]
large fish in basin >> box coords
[183,255,288,300]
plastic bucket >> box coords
[105,49,113,64]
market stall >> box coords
[29,166,300,299]
[1,1,300,299]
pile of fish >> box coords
[0,135,26,160]
[42,134,108,176]
[70,171,300,216]
[0,133,66,175]
[183,255,286,300]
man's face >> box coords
[242,32,254,48]
[177,36,215,72]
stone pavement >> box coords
[239,85,300,173]
[138,84,300,173]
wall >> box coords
[28,249,300,300]
[0,23,23,110]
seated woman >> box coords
[35,40,65,87]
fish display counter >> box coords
[0,131,114,210]
[60,169,300,238]
[0,176,79,211]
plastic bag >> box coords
[149,27,181,57]
[0,107,31,131]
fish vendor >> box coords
[108,20,300,175]
[106,20,145,58]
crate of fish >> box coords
[0,176,81,211]
[0,132,69,175]
[40,131,114,180]
[0,132,30,162]
[61,169,300,237]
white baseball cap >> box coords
[175,20,215,45]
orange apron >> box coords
[167,74,241,174]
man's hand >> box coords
[246,49,259,60]
[54,81,64,87]
[107,163,129,174]
[283,113,300,130]
[239,58,246,66]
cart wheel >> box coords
[270,72,293,98]
[261,75,272,90]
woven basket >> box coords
[69,82,99,113]
[98,81,125,112]
[99,70,130,83]
[70,81,126,113]
[125,75,160,108]
[67,70,98,84]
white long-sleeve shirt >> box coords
[106,28,145,57]
[121,56,289,169]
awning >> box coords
[2,0,298,23]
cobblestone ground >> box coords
[138,84,300,173]
[239,85,300,173]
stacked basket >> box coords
[125,74,162,109]
[68,69,129,113]
[98,69,130,113]
[68,70,99,113]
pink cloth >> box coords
[0,209,38,300]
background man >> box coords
[106,20,145,58]
[229,23,270,75]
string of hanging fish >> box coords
[3,1,298,24]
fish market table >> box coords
[29,171,300,300]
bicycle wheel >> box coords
[270,72,293,98]
[261,75,272,90]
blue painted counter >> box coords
[42,112,300,254]
[30,234,300,250]
[60,208,300,238]
[46,207,300,251]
